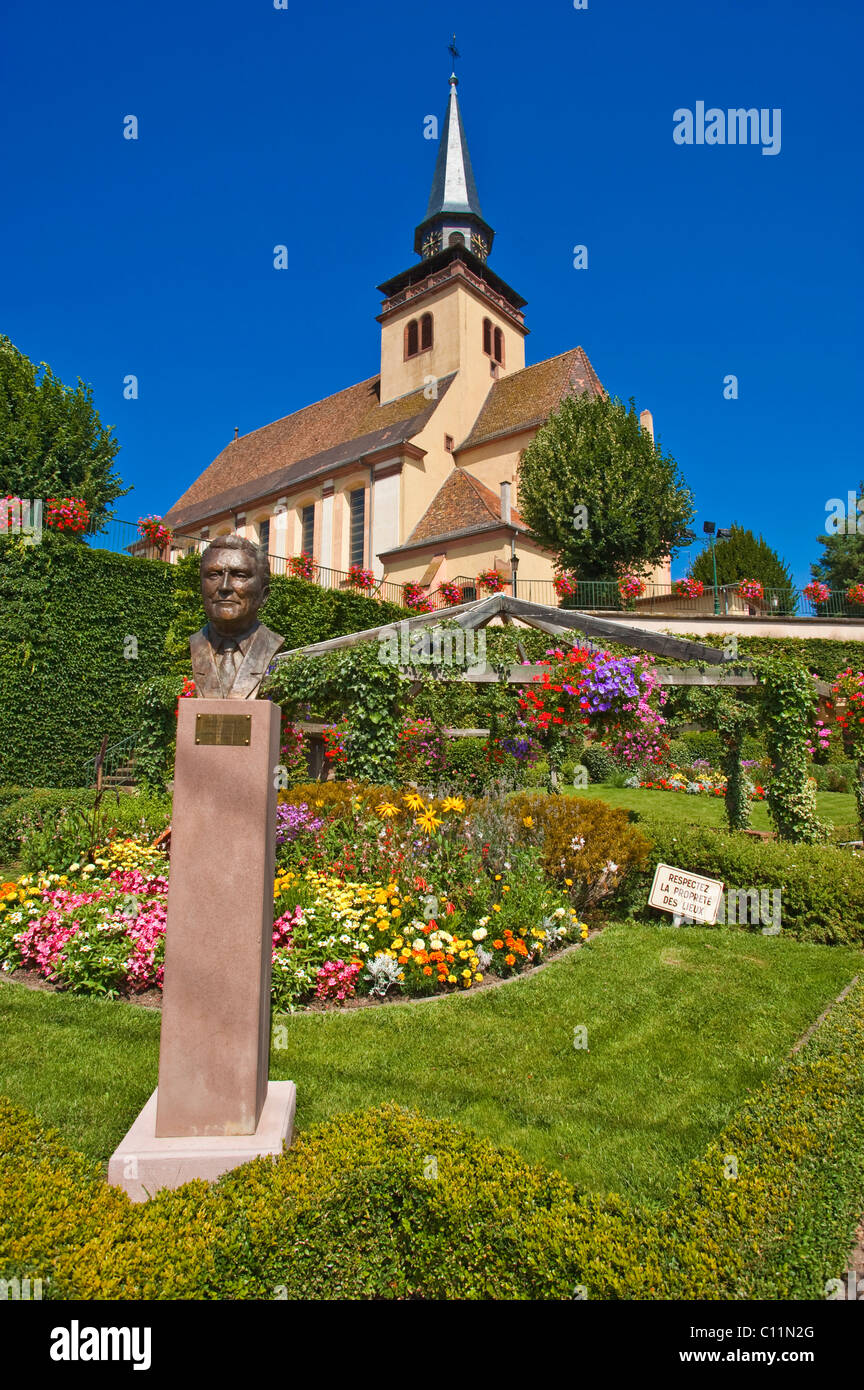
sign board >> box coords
[648,863,724,925]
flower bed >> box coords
[0,786,648,1008]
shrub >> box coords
[0,788,171,871]
[613,819,864,945]
[581,743,618,784]
[442,737,496,796]
[505,791,649,912]
[2,978,863,1299]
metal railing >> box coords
[80,521,864,620]
[83,732,139,787]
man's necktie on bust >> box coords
[218,637,240,694]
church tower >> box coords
[377,70,528,411]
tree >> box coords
[810,484,864,593]
[690,524,794,594]
[516,392,694,579]
[0,336,128,531]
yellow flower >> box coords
[447,974,457,984]
[403,792,425,812]
[377,802,399,818]
[502,885,510,893]
[522,816,533,828]
[474,972,483,982]
[416,809,443,836]
[565,878,573,887]
[441,796,466,814]
[492,904,501,912]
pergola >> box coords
[274,592,762,688]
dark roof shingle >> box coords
[164,375,450,528]
[459,346,603,452]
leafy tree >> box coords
[516,392,694,579]
[0,336,128,531]
[690,524,794,594]
[810,484,864,592]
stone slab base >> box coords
[107,1081,296,1202]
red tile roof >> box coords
[383,467,525,555]
[164,375,453,531]
[458,346,603,452]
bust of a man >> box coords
[189,535,284,699]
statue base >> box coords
[107,1082,296,1203]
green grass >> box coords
[564,783,857,831]
[1,922,859,1206]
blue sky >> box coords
[2,0,861,584]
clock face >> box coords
[422,232,442,258]
[472,233,488,261]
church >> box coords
[162,70,666,600]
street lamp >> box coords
[510,539,519,598]
[703,522,732,615]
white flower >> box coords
[605,860,619,874]
[472,927,488,941]
[412,938,425,951]
[477,915,490,927]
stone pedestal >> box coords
[107,1082,296,1203]
[108,697,295,1199]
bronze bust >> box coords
[190,536,284,699]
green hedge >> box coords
[2,978,863,1298]
[0,534,175,788]
[613,819,864,945]
[666,633,864,681]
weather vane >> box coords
[448,34,460,70]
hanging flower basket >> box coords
[553,571,579,598]
[846,582,864,607]
[403,581,434,612]
[46,497,90,533]
[618,573,646,601]
[672,577,704,599]
[346,564,375,591]
[288,553,317,580]
[437,580,463,606]
[138,515,171,548]
[802,580,830,605]
[737,578,764,604]
[477,568,505,593]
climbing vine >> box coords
[827,667,864,835]
[681,687,760,832]
[753,657,829,844]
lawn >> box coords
[565,783,857,832]
[1,921,859,1206]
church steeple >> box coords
[414,73,495,263]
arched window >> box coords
[420,313,433,351]
[448,231,465,248]
[405,319,419,358]
[493,327,504,366]
[482,318,492,355]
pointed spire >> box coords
[414,65,495,262]
[424,74,483,220]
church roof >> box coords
[459,347,604,452]
[163,375,455,531]
[385,467,526,555]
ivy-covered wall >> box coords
[0,535,175,787]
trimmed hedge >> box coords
[2,978,863,1299]
[0,534,174,788]
[614,818,864,945]
[664,633,864,682]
